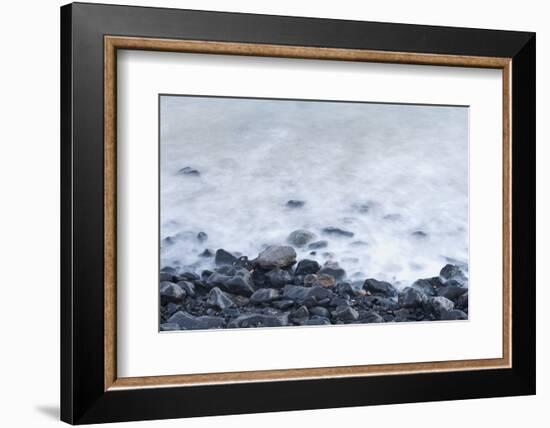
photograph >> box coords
[159,95,470,331]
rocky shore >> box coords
[160,244,469,331]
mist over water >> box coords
[160,96,468,288]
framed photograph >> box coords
[61,2,536,424]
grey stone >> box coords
[228,313,289,328]
[256,246,297,269]
[287,229,316,247]
[286,200,305,208]
[363,278,398,298]
[359,310,384,323]
[440,264,468,285]
[398,287,427,308]
[207,287,235,310]
[294,259,321,276]
[316,273,336,288]
[321,227,355,238]
[411,277,443,297]
[318,261,346,281]
[178,166,200,176]
[160,323,180,331]
[265,267,293,288]
[197,231,208,242]
[437,282,468,302]
[283,285,333,303]
[272,299,294,310]
[303,316,331,326]
[224,272,255,297]
[332,306,359,322]
[309,306,330,318]
[159,272,176,282]
[177,280,196,297]
[250,288,280,303]
[215,249,237,266]
[291,305,309,321]
[427,296,455,315]
[167,311,225,330]
[308,240,328,250]
[440,309,468,320]
[160,281,186,305]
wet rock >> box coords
[221,307,240,318]
[440,309,468,320]
[160,281,186,305]
[167,311,225,329]
[316,273,336,288]
[228,313,289,328]
[207,287,235,310]
[272,299,294,310]
[332,306,359,322]
[411,277,443,297]
[256,246,297,269]
[440,264,468,285]
[308,240,328,250]
[265,267,293,288]
[160,323,180,331]
[164,302,180,317]
[160,266,177,274]
[207,272,231,289]
[215,249,237,266]
[215,265,236,275]
[178,166,200,176]
[394,308,415,322]
[291,305,309,322]
[456,293,468,310]
[303,274,318,287]
[283,284,333,303]
[159,272,177,282]
[179,272,199,282]
[224,271,255,297]
[197,231,208,242]
[426,296,454,316]
[303,316,331,326]
[437,281,467,302]
[201,269,214,280]
[287,230,316,247]
[318,261,346,281]
[398,287,427,308]
[336,282,359,298]
[286,200,305,208]
[309,306,330,318]
[250,288,280,303]
[295,259,321,276]
[363,278,398,298]
[233,255,255,270]
[358,310,384,323]
[412,230,428,238]
[199,249,214,258]
[177,280,196,297]
[251,268,269,288]
[321,227,355,238]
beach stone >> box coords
[363,278,398,298]
[159,272,177,282]
[318,261,346,281]
[321,227,355,238]
[207,287,235,310]
[286,200,305,208]
[427,296,455,315]
[394,308,415,322]
[332,306,359,322]
[303,316,331,325]
[222,307,241,318]
[160,266,177,274]
[303,274,318,287]
[291,305,309,321]
[411,277,443,297]
[336,282,357,298]
[160,281,186,305]
[440,264,468,285]
[287,229,316,247]
[440,309,468,320]
[160,323,180,331]
[199,249,214,258]
[272,299,294,310]
[398,287,428,308]
[437,281,468,302]
[359,310,384,323]
[224,271,255,296]
[308,240,328,250]
[177,280,196,298]
[179,272,199,282]
[295,259,321,276]
[412,230,428,238]
[228,313,289,328]
[197,231,208,242]
[164,302,180,317]
[265,267,293,288]
[309,306,330,318]
[167,311,225,329]
[316,273,336,288]
[250,288,280,303]
[456,293,468,310]
[256,246,297,269]
[178,166,200,176]
[207,272,231,289]
[215,249,237,266]
[283,285,333,303]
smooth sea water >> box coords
[160,95,468,288]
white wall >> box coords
[0,0,545,426]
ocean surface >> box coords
[160,95,468,288]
